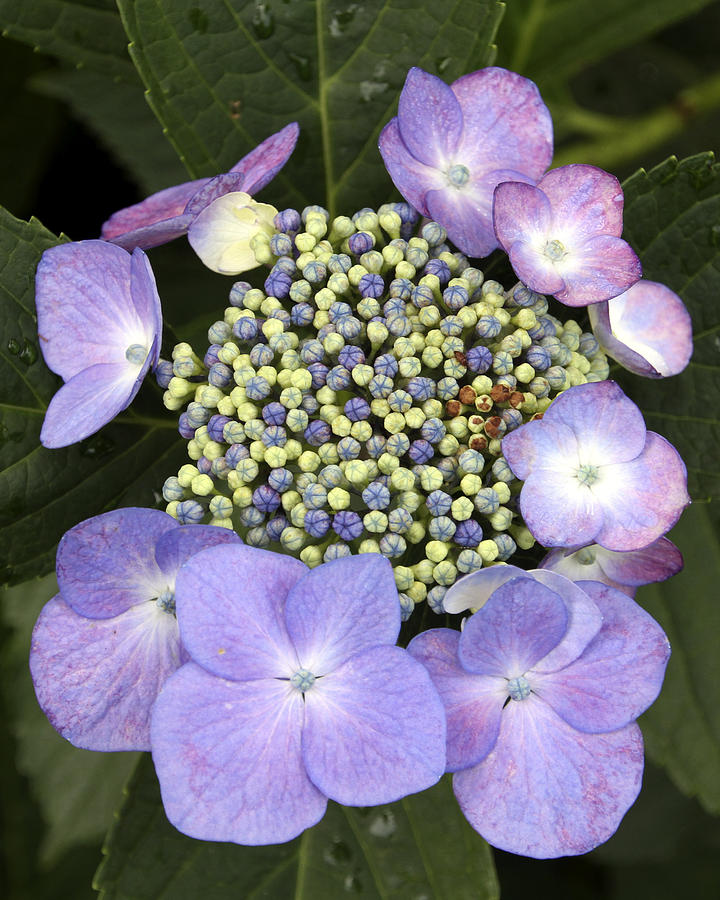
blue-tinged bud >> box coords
[204,344,222,368]
[207,415,232,442]
[427,585,447,612]
[455,519,484,547]
[494,532,517,561]
[305,420,331,446]
[229,281,252,306]
[225,443,250,468]
[208,363,233,388]
[368,373,394,398]
[233,317,259,342]
[265,515,289,541]
[253,485,281,514]
[274,209,301,233]
[177,413,194,439]
[303,508,331,538]
[327,366,352,390]
[380,533,406,558]
[239,505,265,527]
[267,467,293,493]
[176,500,205,525]
[155,359,174,388]
[333,510,363,540]
[348,232,375,255]
[324,542,352,561]
[422,221,447,246]
[186,402,211,428]
[162,476,185,502]
[411,284,435,308]
[424,258,451,284]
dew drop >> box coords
[368,809,396,838]
[710,224,720,246]
[436,56,452,74]
[343,873,363,893]
[79,434,116,459]
[359,80,388,103]
[323,838,352,865]
[7,338,20,355]
[252,2,275,39]
[289,52,312,81]
[188,7,209,33]
[18,338,38,365]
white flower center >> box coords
[507,675,531,701]
[446,164,470,188]
[125,343,149,365]
[290,667,316,692]
[543,238,567,261]
[576,463,600,487]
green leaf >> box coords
[619,153,720,504]
[497,0,716,84]
[116,0,504,214]
[0,0,134,79]
[96,756,499,899]
[0,575,139,863]
[637,503,720,815]
[31,67,187,195]
[0,207,185,586]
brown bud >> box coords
[458,385,477,405]
[509,391,525,409]
[469,435,488,451]
[475,394,493,412]
[454,350,468,366]
[446,399,462,417]
[531,412,544,421]
[484,416,504,438]
[469,415,485,427]
[490,384,511,404]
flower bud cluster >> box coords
[158,203,609,616]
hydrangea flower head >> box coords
[379,67,553,257]
[101,123,299,250]
[588,280,693,377]
[409,568,671,857]
[502,380,689,550]
[151,548,446,844]
[36,240,162,448]
[540,538,683,596]
[493,164,642,306]
[30,508,240,751]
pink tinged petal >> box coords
[453,698,644,858]
[425,186,499,259]
[589,281,693,378]
[533,580,670,733]
[174,545,307,680]
[527,570,603,673]
[30,594,182,751]
[101,215,196,252]
[151,664,327,844]
[452,68,553,180]
[540,165,625,240]
[284,555,399,675]
[502,417,581,481]
[554,234,642,307]
[56,508,177,618]
[408,629,505,771]
[442,564,528,614]
[542,380,647,465]
[397,67,463,168]
[593,538,683,586]
[40,359,144,448]
[539,546,636,596]
[101,179,208,247]
[518,469,604,549]
[378,119,438,215]
[129,248,163,363]
[154,524,242,579]
[36,241,155,380]
[459,578,568,678]
[493,180,552,253]
[183,172,250,217]
[591,432,690,551]
[302,645,446,805]
[228,121,300,195]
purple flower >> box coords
[30,508,241,751]
[502,380,689,551]
[493,164,642,306]
[588,280,693,377]
[410,568,671,857]
[378,67,553,258]
[36,240,162,448]
[150,549,446,845]
[540,538,683,596]
[100,123,299,251]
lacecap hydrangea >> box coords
[29,64,691,860]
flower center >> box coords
[543,239,567,261]
[446,164,470,188]
[576,546,597,565]
[576,463,600,487]
[290,667,316,692]
[156,588,176,615]
[126,343,149,365]
[507,675,531,701]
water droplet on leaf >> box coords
[289,53,311,81]
[368,809,396,838]
[710,224,720,246]
[188,7,209,33]
[343,873,363,893]
[7,338,20,355]
[18,339,38,366]
[79,434,115,459]
[436,56,452,74]
[324,838,352,865]
[252,2,275,39]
